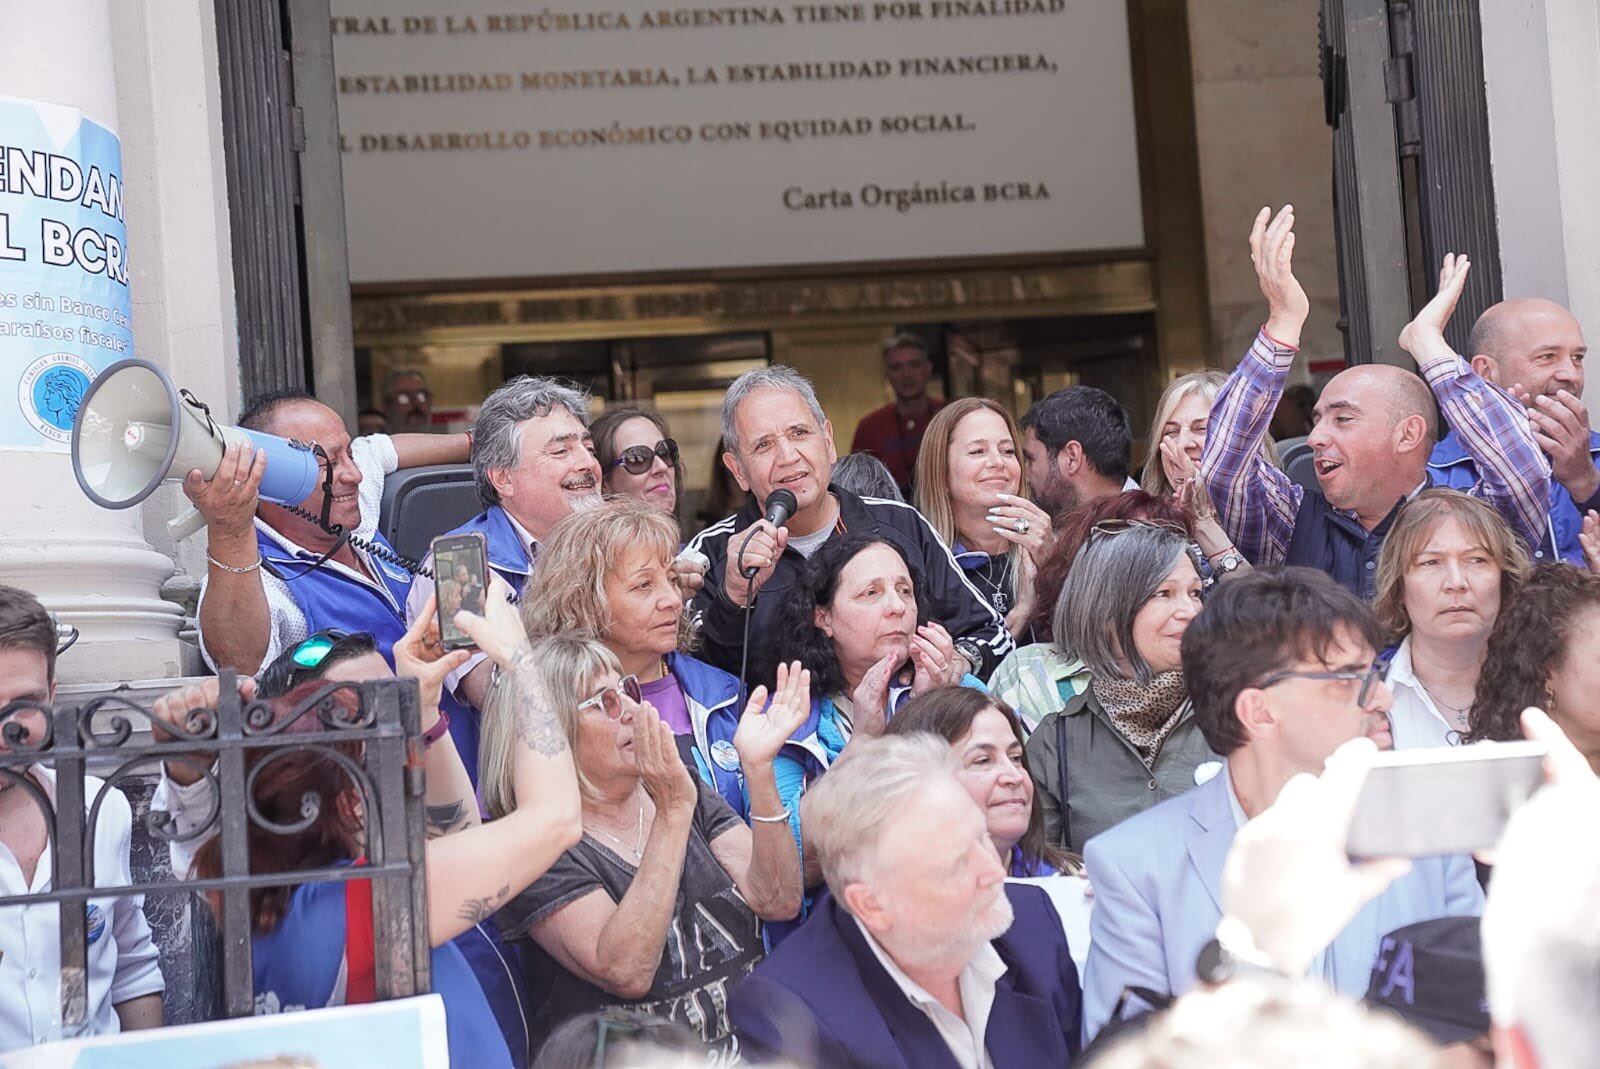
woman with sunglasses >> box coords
[480,635,808,1055]
[1022,522,1217,852]
[589,407,682,514]
[989,491,1195,735]
[522,498,753,816]
[158,579,582,1069]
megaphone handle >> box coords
[168,506,207,541]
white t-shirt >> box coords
[195,434,400,672]
[0,768,164,1050]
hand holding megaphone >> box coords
[72,359,321,540]
[180,440,267,543]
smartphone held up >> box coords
[1345,739,1548,860]
[431,532,489,652]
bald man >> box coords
[1428,297,1593,563]
[1201,207,1549,599]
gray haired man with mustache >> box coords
[405,376,604,751]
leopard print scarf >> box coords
[1092,671,1190,760]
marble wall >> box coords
[1188,0,1341,374]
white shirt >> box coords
[196,433,400,672]
[1383,637,1466,750]
[0,768,164,1050]
[852,916,1006,1069]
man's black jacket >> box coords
[685,485,1013,680]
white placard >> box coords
[332,1,1145,283]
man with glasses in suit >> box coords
[1080,568,1483,1041]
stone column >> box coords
[1,0,240,683]
[1481,0,1600,408]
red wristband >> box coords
[422,709,450,748]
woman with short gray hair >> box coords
[1022,522,1217,851]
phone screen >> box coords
[432,534,488,650]
[1346,742,1546,859]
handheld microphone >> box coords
[762,488,798,529]
[739,489,799,579]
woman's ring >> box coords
[1014,517,1030,534]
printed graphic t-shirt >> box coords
[496,780,763,1053]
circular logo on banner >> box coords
[18,353,95,444]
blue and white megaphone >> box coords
[71,358,322,540]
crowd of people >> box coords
[3,205,1599,1067]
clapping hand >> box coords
[393,596,472,720]
[1251,206,1310,349]
[909,622,963,695]
[1581,512,1600,575]
[850,652,899,737]
[1399,254,1471,357]
[1159,438,1216,522]
[733,661,812,768]
[450,573,528,669]
[1527,392,1600,502]
[633,698,698,816]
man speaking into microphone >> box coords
[687,366,1012,680]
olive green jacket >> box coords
[1023,686,1219,853]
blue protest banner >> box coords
[0,96,133,450]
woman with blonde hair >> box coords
[914,397,1053,638]
[1374,488,1529,748]
[519,496,751,816]
[1140,370,1261,576]
[480,633,808,1054]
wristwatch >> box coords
[1211,550,1245,575]
[953,638,984,676]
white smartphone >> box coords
[1345,741,1547,859]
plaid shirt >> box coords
[1201,330,1551,564]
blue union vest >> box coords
[256,525,480,776]
[442,506,535,598]
[1282,486,1417,601]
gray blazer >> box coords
[1023,686,1219,853]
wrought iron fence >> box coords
[0,669,431,1031]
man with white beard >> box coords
[729,734,1083,1067]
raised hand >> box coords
[1582,512,1600,575]
[1250,206,1310,348]
[632,699,698,816]
[849,652,899,737]
[184,442,266,544]
[988,493,1054,566]
[733,661,812,768]
[670,551,707,599]
[451,573,527,668]
[1399,254,1471,357]
[909,622,963,695]
[394,595,472,719]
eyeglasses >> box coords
[1088,518,1190,540]
[610,439,679,476]
[291,629,352,669]
[577,675,642,719]
[1256,660,1389,708]
[387,389,429,405]
[590,1009,651,1068]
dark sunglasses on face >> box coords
[610,439,679,476]
[577,675,643,719]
